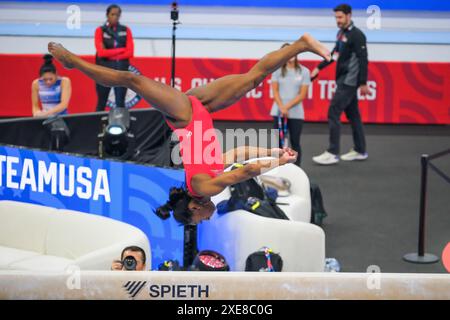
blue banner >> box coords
[3,0,450,11]
[0,145,185,270]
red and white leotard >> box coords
[164,95,224,197]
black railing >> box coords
[403,148,450,264]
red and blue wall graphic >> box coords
[1,54,449,124]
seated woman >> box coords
[31,54,71,117]
[48,33,330,225]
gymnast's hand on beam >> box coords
[270,148,284,158]
[282,147,297,156]
[280,149,298,164]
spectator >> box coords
[95,4,134,111]
[111,246,147,271]
[271,43,311,166]
[311,3,369,165]
[31,54,71,117]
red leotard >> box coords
[164,95,224,197]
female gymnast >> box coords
[48,33,330,224]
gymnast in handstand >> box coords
[48,34,330,224]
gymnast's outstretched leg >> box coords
[186,33,331,113]
[48,42,192,126]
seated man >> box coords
[111,246,146,271]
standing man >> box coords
[312,4,369,165]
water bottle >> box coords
[324,258,341,272]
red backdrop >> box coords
[1,54,449,124]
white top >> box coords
[271,65,311,119]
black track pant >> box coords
[327,84,366,155]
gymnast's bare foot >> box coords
[299,33,332,62]
[48,42,75,69]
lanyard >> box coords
[264,247,274,272]
[277,115,288,148]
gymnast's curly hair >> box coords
[154,187,194,225]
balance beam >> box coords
[1,271,449,300]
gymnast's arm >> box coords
[222,146,284,167]
[194,153,296,197]
[31,80,41,116]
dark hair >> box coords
[121,246,146,264]
[106,4,122,16]
[39,54,56,76]
[155,187,194,225]
[280,43,300,77]
[333,3,352,14]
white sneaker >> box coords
[340,149,368,161]
[312,151,339,165]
